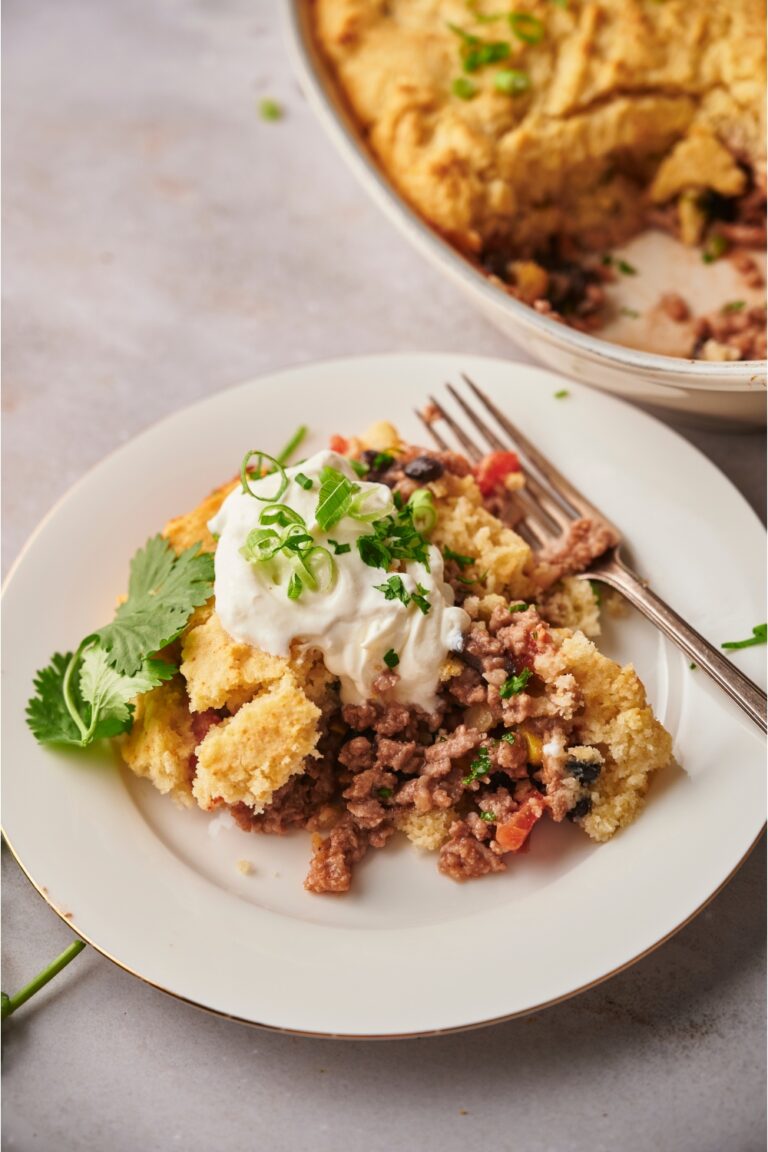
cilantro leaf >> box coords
[499,668,533,698]
[26,652,84,746]
[95,537,214,675]
[78,647,175,740]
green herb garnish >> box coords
[702,233,728,264]
[240,450,289,503]
[463,746,492,786]
[722,300,746,314]
[377,787,393,800]
[602,254,637,276]
[295,472,314,490]
[1,939,86,1020]
[259,98,283,122]
[315,466,359,532]
[479,810,495,822]
[373,452,395,470]
[509,602,528,612]
[26,537,213,748]
[452,76,478,100]
[383,649,400,669]
[619,307,640,319]
[407,488,437,535]
[589,579,602,605]
[444,547,475,569]
[721,624,767,650]
[554,388,569,398]
[508,12,545,43]
[328,539,351,555]
[275,425,307,465]
[689,662,697,670]
[501,731,516,744]
[373,575,431,615]
[499,668,533,698]
[464,40,511,71]
[494,68,531,95]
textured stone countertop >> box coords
[2,2,765,1150]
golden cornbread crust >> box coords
[314,0,764,252]
[120,424,673,892]
[314,1,766,356]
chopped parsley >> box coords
[479,811,496,823]
[499,668,533,698]
[377,787,393,800]
[373,575,432,615]
[494,68,531,95]
[463,746,492,786]
[356,502,431,571]
[327,539,351,555]
[500,731,516,744]
[702,233,728,264]
[722,300,746,314]
[553,388,569,399]
[721,624,767,651]
[383,649,400,669]
[444,547,476,569]
[509,602,528,612]
[602,254,637,276]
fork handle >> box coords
[592,560,767,734]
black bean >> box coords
[566,759,601,785]
[566,797,592,821]
[404,455,444,482]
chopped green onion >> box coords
[721,624,767,650]
[499,668,533,698]
[447,21,481,44]
[287,572,303,600]
[508,12,545,43]
[494,68,531,95]
[702,233,728,264]
[452,76,478,100]
[464,40,511,72]
[275,426,308,465]
[328,539,351,555]
[407,488,437,535]
[240,450,289,503]
[350,459,368,478]
[295,472,314,490]
[383,649,400,669]
[260,503,306,528]
[259,98,283,122]
[315,466,359,531]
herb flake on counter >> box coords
[259,98,283,122]
[383,649,400,669]
[721,624,767,651]
[499,668,533,698]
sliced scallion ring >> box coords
[407,488,437,535]
[240,450,289,503]
[348,488,395,523]
[260,503,306,528]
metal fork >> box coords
[416,375,767,734]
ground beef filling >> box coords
[197,448,609,892]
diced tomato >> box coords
[495,796,545,853]
[475,450,521,497]
[329,434,350,454]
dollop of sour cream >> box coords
[209,450,469,711]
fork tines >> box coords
[415,375,620,548]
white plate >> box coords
[285,2,767,428]
[3,354,765,1037]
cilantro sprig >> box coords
[26,537,214,748]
